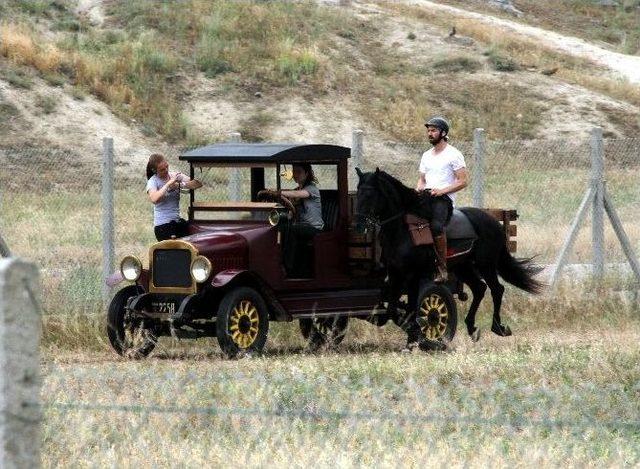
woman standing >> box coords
[146,153,202,241]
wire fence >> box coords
[2,255,640,466]
[37,345,640,467]
[0,131,639,317]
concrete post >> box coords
[102,137,115,305]
[591,127,605,280]
[472,128,486,208]
[351,128,364,169]
[228,132,242,201]
[0,258,41,469]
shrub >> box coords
[276,46,319,84]
[35,93,58,114]
[1,68,33,89]
[486,49,518,72]
[432,55,482,73]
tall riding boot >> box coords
[433,234,448,283]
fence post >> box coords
[102,137,115,305]
[228,132,241,201]
[351,129,364,169]
[0,258,41,469]
[472,128,485,208]
[591,127,605,280]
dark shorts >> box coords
[154,218,190,241]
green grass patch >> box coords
[432,55,483,73]
[1,67,34,89]
[485,48,518,72]
[35,93,58,114]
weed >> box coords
[432,55,483,73]
[1,68,34,89]
[486,48,518,72]
[35,93,58,114]
[42,71,65,87]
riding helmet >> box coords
[424,116,450,135]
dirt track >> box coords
[404,0,640,83]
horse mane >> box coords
[376,170,429,216]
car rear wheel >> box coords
[216,287,269,358]
[415,283,457,344]
[299,316,349,351]
[107,285,157,359]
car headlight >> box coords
[269,210,287,227]
[120,255,142,281]
[191,256,212,283]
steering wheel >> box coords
[257,190,297,219]
[278,194,297,219]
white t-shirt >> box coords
[418,144,466,204]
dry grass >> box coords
[436,0,640,55]
[383,1,640,109]
[41,300,640,466]
[0,23,62,73]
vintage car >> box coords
[106,143,518,358]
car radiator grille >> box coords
[153,249,192,288]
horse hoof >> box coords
[470,328,481,342]
[491,323,512,337]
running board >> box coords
[295,307,387,319]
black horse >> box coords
[355,168,542,344]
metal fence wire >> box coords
[0,133,639,315]
[1,135,639,467]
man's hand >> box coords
[430,188,447,197]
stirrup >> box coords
[434,267,448,283]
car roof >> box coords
[179,143,350,163]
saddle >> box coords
[404,210,478,259]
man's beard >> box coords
[429,134,443,146]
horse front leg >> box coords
[383,269,404,318]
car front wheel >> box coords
[216,287,269,358]
[107,285,157,359]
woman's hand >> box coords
[167,174,180,191]
[257,189,281,201]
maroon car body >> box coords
[107,143,395,358]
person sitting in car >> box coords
[260,163,323,277]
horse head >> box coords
[354,167,408,232]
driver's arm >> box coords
[281,189,310,199]
[416,173,426,192]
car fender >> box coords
[210,270,289,321]
[211,269,247,288]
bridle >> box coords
[354,179,404,230]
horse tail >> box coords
[497,249,544,294]
[459,207,544,294]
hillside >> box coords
[1,0,639,166]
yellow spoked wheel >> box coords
[217,287,269,358]
[418,294,449,340]
[229,300,260,349]
[416,283,457,343]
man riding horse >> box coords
[416,117,469,283]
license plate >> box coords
[152,302,176,315]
